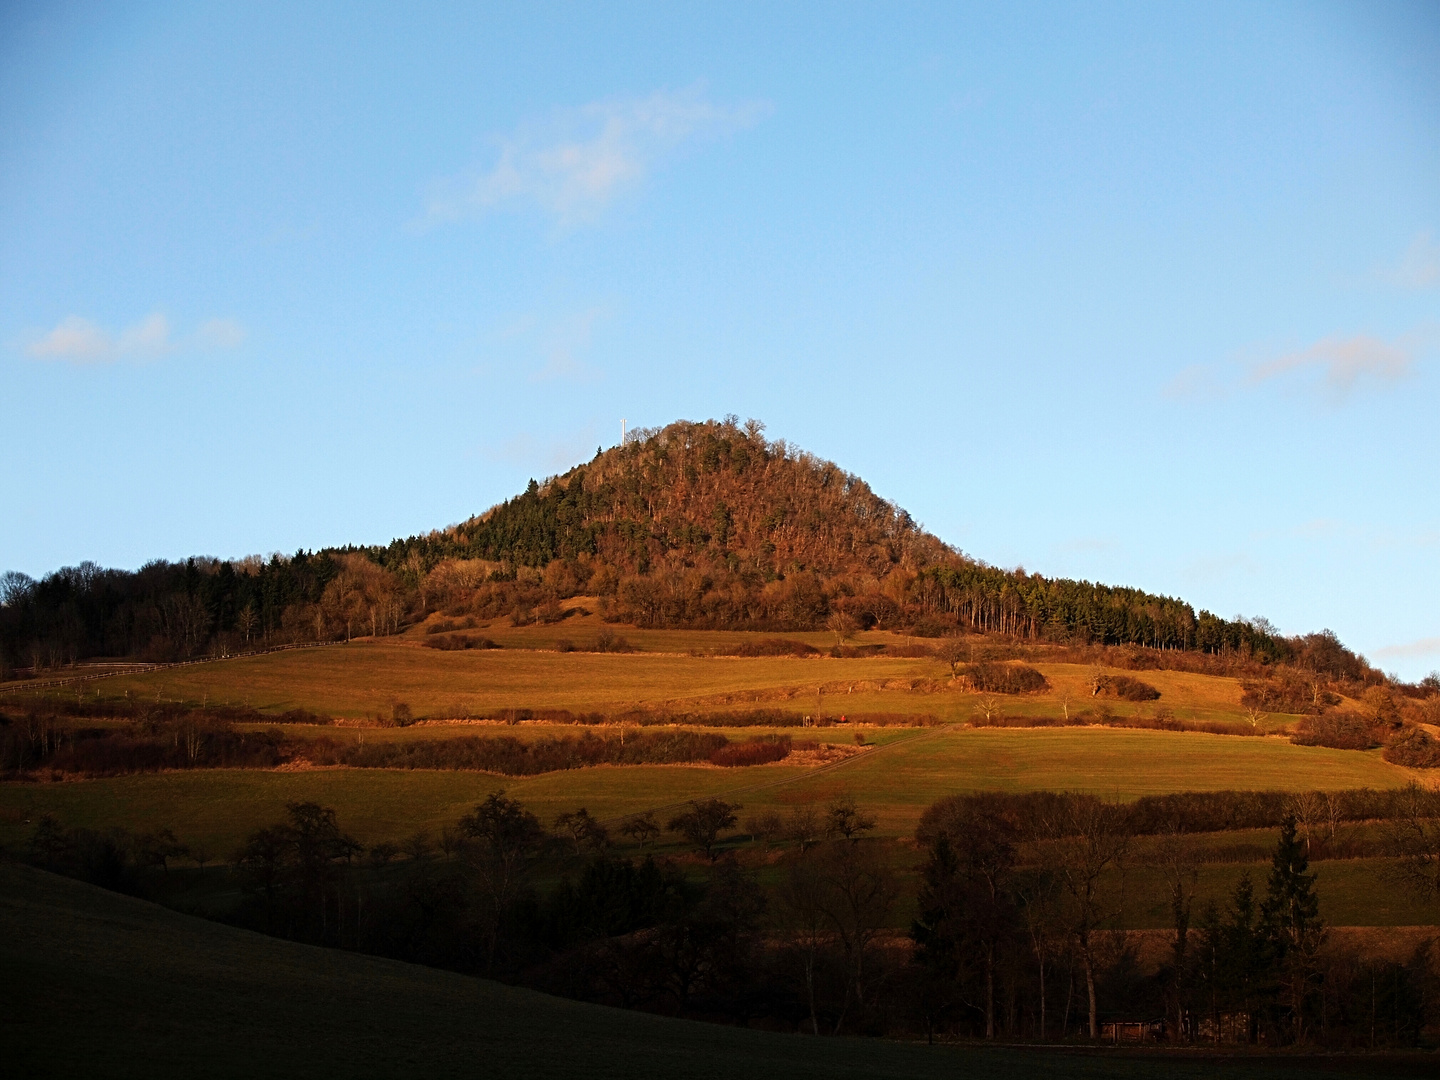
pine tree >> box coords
[1263,815,1325,1042]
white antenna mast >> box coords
[621,418,626,446]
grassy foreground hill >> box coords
[2,862,1430,1079]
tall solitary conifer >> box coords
[1263,815,1325,1042]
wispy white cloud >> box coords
[1377,231,1439,290]
[26,315,115,361]
[420,85,769,227]
[24,313,245,363]
[116,312,171,356]
[1245,333,1415,396]
[1373,636,1440,660]
[196,317,247,349]
[1165,327,1433,403]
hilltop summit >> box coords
[385,419,1277,653]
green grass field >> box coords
[4,863,1432,1079]
[0,727,1411,857]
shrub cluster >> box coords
[919,786,1440,841]
[307,729,729,775]
[425,617,477,634]
[707,735,791,767]
[1093,674,1160,701]
[1383,725,1440,768]
[722,638,820,657]
[421,634,500,651]
[960,662,1049,694]
[553,630,634,654]
[1241,673,1340,714]
[884,643,935,658]
[1290,712,1380,750]
[36,723,290,776]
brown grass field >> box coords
[63,635,1302,733]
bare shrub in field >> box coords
[961,662,1049,694]
[971,695,1004,724]
[422,634,499,651]
[1092,674,1160,701]
[425,616,477,635]
[725,638,820,658]
[1383,726,1440,768]
[310,728,731,775]
[591,629,635,653]
[709,735,791,767]
[885,643,934,658]
[1290,712,1381,750]
[1241,670,1339,714]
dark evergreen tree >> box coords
[1262,815,1325,1042]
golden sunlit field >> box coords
[74,632,1288,733]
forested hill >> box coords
[395,417,946,584]
[0,418,1372,676]
[367,418,1294,655]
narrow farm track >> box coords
[602,723,956,826]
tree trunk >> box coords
[1085,948,1098,1040]
[985,949,995,1039]
[804,951,819,1035]
[1037,957,1046,1040]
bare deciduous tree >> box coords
[1039,798,1130,1040]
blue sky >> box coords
[3,2,1438,676]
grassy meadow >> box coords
[60,633,1298,733]
[0,727,1411,857]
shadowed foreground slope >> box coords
[0,864,1428,1079]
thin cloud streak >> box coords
[1378,231,1439,290]
[420,86,770,227]
[24,313,246,363]
[26,315,115,361]
[1373,636,1440,660]
[1165,328,1433,403]
[1246,334,1414,395]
